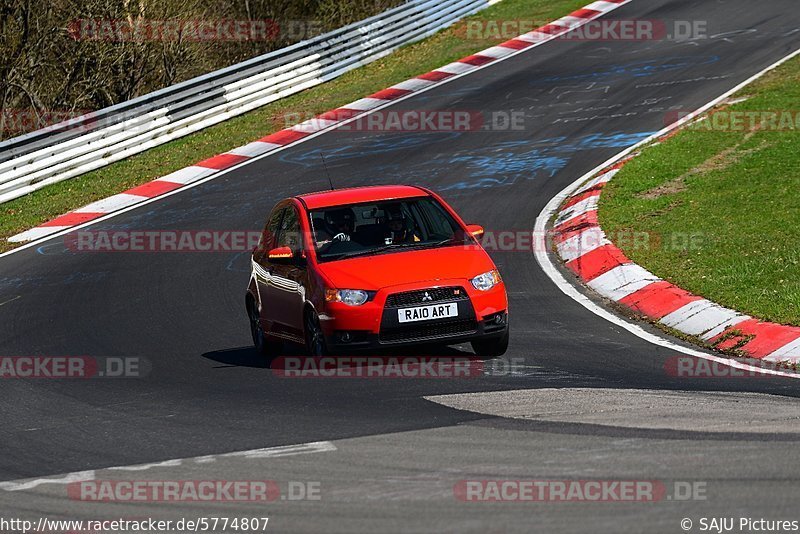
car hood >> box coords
[316,245,496,290]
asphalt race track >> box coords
[1,0,799,531]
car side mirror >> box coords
[466,224,484,238]
[268,246,294,263]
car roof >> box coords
[296,185,429,210]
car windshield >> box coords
[309,196,470,262]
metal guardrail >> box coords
[0,0,496,204]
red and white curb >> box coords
[9,0,630,244]
[552,140,800,365]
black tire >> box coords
[304,309,328,357]
[248,298,281,361]
[471,328,509,357]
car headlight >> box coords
[471,270,502,291]
[325,289,369,306]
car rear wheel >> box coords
[471,328,509,357]
[248,298,280,361]
[304,310,328,357]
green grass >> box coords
[0,0,589,252]
[600,56,800,326]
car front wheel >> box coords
[248,298,280,361]
[304,310,328,357]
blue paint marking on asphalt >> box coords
[226,251,251,273]
[439,130,656,190]
[36,243,73,256]
[279,130,655,190]
[441,152,568,189]
[533,56,721,85]
[0,271,110,289]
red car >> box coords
[246,185,508,358]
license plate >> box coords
[397,303,459,323]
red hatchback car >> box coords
[246,185,509,358]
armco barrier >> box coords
[0,0,498,204]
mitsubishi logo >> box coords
[422,291,433,302]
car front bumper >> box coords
[319,278,508,352]
[324,314,508,352]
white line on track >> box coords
[0,470,95,492]
[0,295,20,307]
[0,441,337,491]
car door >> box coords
[253,204,285,331]
[261,204,307,341]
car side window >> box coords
[276,206,302,255]
[260,207,286,253]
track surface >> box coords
[1,0,799,530]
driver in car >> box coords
[316,207,356,248]
[383,206,420,244]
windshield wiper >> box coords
[324,245,399,261]
[324,238,464,261]
[429,237,462,247]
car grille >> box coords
[379,319,477,343]
[384,286,468,308]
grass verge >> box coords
[600,55,800,326]
[0,0,589,253]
